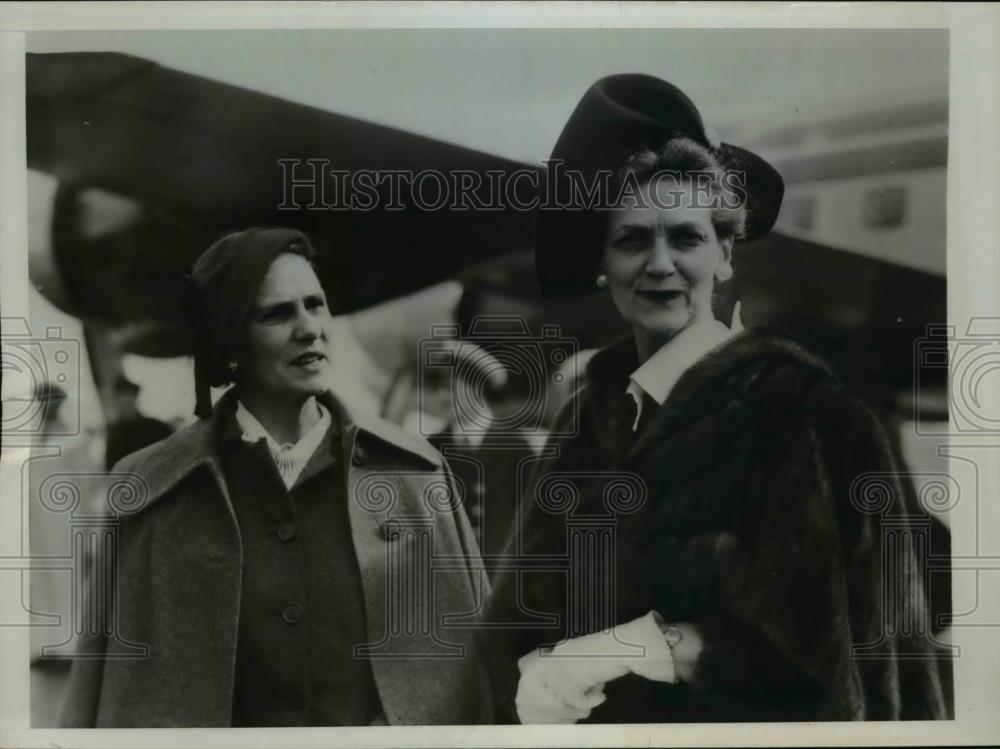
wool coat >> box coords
[62,389,491,727]
[485,328,949,723]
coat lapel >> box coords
[322,389,442,469]
[117,388,443,517]
[581,335,641,468]
[114,394,233,514]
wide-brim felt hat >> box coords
[536,74,785,298]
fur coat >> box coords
[484,327,949,723]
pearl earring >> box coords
[596,274,608,288]
[227,360,238,374]
[715,266,733,282]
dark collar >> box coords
[584,333,640,395]
[576,326,836,465]
[583,326,833,401]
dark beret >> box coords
[181,226,316,419]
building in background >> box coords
[735,100,947,277]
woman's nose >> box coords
[293,307,323,340]
[645,237,677,276]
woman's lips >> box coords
[290,351,326,370]
[637,289,685,304]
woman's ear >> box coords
[715,237,734,282]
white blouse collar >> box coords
[625,319,734,430]
[234,399,332,488]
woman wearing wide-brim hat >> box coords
[62,227,490,727]
[484,74,948,723]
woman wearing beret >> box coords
[62,227,490,727]
[485,75,948,723]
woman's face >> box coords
[602,178,733,348]
[238,253,332,402]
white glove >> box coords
[549,611,677,686]
[515,648,608,724]
[514,612,676,724]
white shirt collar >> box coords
[626,319,735,431]
[234,399,332,489]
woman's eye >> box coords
[675,231,705,246]
[613,231,647,249]
[259,306,291,323]
[306,298,327,312]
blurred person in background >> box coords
[28,383,109,726]
[415,335,536,578]
[485,75,948,724]
[103,375,173,471]
[62,227,489,727]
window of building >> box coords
[782,195,817,231]
[863,185,907,229]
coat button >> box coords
[282,604,303,624]
[277,523,297,542]
[352,444,368,467]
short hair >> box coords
[614,136,749,242]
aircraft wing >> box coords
[27,51,539,351]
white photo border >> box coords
[2,2,998,747]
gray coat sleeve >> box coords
[60,632,107,727]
